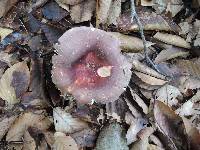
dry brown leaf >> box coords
[155,84,182,107]
[0,114,18,140]
[154,32,191,49]
[132,60,166,80]
[6,110,49,141]
[0,27,13,41]
[109,32,154,52]
[96,0,112,25]
[55,0,84,5]
[0,62,30,106]
[118,8,173,32]
[70,0,95,23]
[141,0,153,6]
[55,0,69,11]
[107,0,121,25]
[134,71,167,86]
[129,88,148,114]
[126,118,147,145]
[154,100,189,150]
[53,107,88,134]
[154,47,189,63]
[53,132,79,150]
[22,131,36,150]
[0,0,18,18]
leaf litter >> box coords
[0,0,199,149]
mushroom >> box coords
[52,27,132,104]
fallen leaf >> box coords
[71,128,97,148]
[134,71,167,86]
[107,0,121,25]
[141,0,153,6]
[70,0,96,23]
[0,62,30,106]
[117,8,176,32]
[0,27,13,41]
[23,131,36,150]
[0,0,18,18]
[53,132,79,150]
[109,32,154,52]
[53,107,88,134]
[56,0,84,5]
[154,47,189,63]
[155,84,182,107]
[154,32,191,49]
[6,110,49,141]
[176,100,195,116]
[0,114,18,140]
[95,123,129,150]
[154,100,189,150]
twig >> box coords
[130,0,161,73]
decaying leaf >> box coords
[70,0,96,23]
[109,32,154,52]
[71,128,97,148]
[95,123,129,150]
[176,100,196,116]
[0,62,30,106]
[53,132,79,150]
[0,114,18,140]
[53,107,88,134]
[56,0,84,5]
[117,8,177,32]
[134,71,167,86]
[141,0,153,6]
[6,110,50,141]
[154,46,189,63]
[154,100,189,150]
[0,27,13,41]
[155,84,182,107]
[0,0,18,18]
[154,32,191,49]
[96,0,121,25]
[55,0,69,11]
[126,118,147,145]
[23,131,37,150]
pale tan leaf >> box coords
[0,27,13,41]
[0,62,30,106]
[141,0,153,6]
[0,114,17,140]
[132,60,166,80]
[70,0,95,23]
[23,131,36,150]
[96,0,112,25]
[53,132,79,150]
[55,0,84,5]
[0,0,18,18]
[107,0,121,25]
[55,0,69,11]
[6,110,48,141]
[118,8,174,32]
[154,47,189,63]
[53,107,88,134]
[109,32,154,52]
[134,71,167,86]
[155,84,182,107]
[176,100,195,116]
[147,144,165,150]
[154,32,191,49]
[154,101,189,150]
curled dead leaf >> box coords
[53,107,88,134]
[134,71,167,86]
[154,47,189,63]
[154,100,189,150]
[0,0,18,18]
[70,0,95,23]
[0,62,30,106]
[53,132,79,150]
[154,32,191,49]
[109,32,154,52]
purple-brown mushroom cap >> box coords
[52,27,132,104]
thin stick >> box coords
[130,0,161,73]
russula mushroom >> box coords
[52,27,132,104]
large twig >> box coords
[130,0,161,73]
